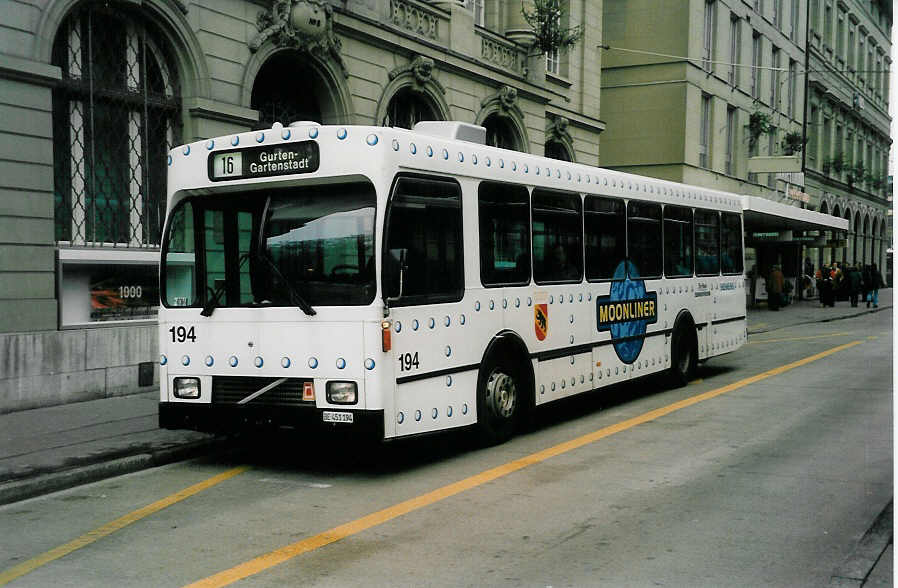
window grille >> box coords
[52,3,181,247]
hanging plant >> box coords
[748,110,773,146]
[781,130,805,155]
[522,0,583,55]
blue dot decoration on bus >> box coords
[595,260,658,365]
[229,356,238,367]
[392,139,399,151]
[410,142,417,154]
[256,132,264,143]
[512,161,517,171]
[523,164,529,173]
[337,128,347,140]
[549,295,554,304]
[159,354,168,366]
[181,355,190,366]
[394,321,401,333]
[182,145,190,156]
[485,156,491,167]
[426,146,433,157]
[231,136,239,146]
[281,357,291,368]
[489,300,494,310]
[308,357,318,369]
[559,295,563,304]
[535,167,540,176]
[282,128,291,140]
[415,410,422,422]
[499,159,504,168]
[366,134,378,146]
[444,316,450,327]
[472,154,478,165]
[540,385,545,394]
[432,408,438,419]
[397,412,404,424]
[445,346,451,357]
[502,299,507,309]
[205,355,214,367]
[515,298,520,308]
[447,405,453,417]
[441,148,448,159]
[336,358,346,369]
[527,297,532,306]
[459,314,466,325]
[206,139,214,150]
[167,155,172,166]
[428,318,435,329]
[446,375,452,386]
[458,152,464,162]
[365,358,375,370]
[309,127,318,139]
[412,319,419,330]
[475,301,481,312]
[462,403,468,415]
[254,356,263,368]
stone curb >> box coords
[0,438,228,506]
[830,500,893,586]
[747,304,891,335]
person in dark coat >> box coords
[862,265,873,307]
[767,265,784,311]
[846,264,862,307]
[868,263,884,308]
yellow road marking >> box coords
[185,340,864,588]
[0,466,250,586]
[749,332,853,344]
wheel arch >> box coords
[480,330,535,407]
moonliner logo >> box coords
[596,261,658,364]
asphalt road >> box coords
[0,313,891,587]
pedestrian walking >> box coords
[767,265,784,311]
[867,263,884,308]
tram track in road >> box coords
[0,332,881,587]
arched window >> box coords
[482,113,520,150]
[545,139,573,161]
[52,2,181,246]
[382,87,440,129]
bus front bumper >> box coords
[159,402,384,438]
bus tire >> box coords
[476,352,522,445]
[669,321,697,387]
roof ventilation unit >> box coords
[412,121,486,145]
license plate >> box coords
[322,411,354,423]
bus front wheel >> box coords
[476,355,520,445]
[669,324,697,387]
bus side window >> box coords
[695,209,720,276]
[479,182,530,287]
[383,176,463,305]
[721,213,744,274]
[663,205,693,278]
[627,200,662,278]
[532,189,582,284]
[585,196,625,280]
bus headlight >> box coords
[173,377,201,399]
[326,381,357,405]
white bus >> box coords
[159,121,746,443]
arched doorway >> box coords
[51,1,181,246]
[251,50,347,127]
[862,214,871,265]
[545,139,573,161]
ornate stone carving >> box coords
[480,37,520,74]
[547,115,571,142]
[389,56,445,95]
[250,0,347,75]
[481,85,519,114]
[389,0,438,39]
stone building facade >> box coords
[0,0,604,412]
[804,0,891,269]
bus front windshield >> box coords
[162,181,376,310]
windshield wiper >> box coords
[258,196,316,316]
[257,250,316,316]
[200,253,251,317]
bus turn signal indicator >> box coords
[381,320,392,352]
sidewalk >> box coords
[0,288,891,506]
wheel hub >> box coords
[485,370,516,419]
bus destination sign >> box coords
[208,141,319,181]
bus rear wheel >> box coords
[476,356,520,445]
[669,325,697,387]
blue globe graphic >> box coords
[609,261,648,364]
